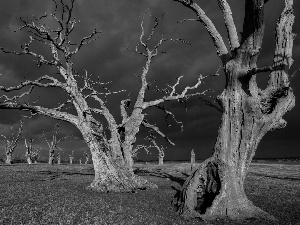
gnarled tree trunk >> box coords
[173,0,296,222]
[79,122,157,192]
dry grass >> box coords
[0,162,299,225]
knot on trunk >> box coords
[172,160,223,217]
[259,86,291,114]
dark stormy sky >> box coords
[0,0,299,161]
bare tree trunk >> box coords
[26,155,32,164]
[172,0,295,222]
[79,123,157,192]
[49,149,55,165]
[190,149,195,169]
[158,156,164,165]
[5,153,12,164]
[173,56,294,222]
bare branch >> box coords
[198,96,223,113]
[70,29,101,56]
[42,132,51,148]
[143,74,213,109]
[120,99,131,123]
[142,119,175,146]
[174,0,229,62]
[217,0,240,50]
[0,75,66,94]
[0,102,78,125]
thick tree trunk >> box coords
[122,141,134,170]
[79,122,157,192]
[5,153,12,164]
[172,0,295,221]
[120,111,145,171]
[173,58,294,221]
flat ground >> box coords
[0,162,299,225]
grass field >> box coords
[0,162,299,225]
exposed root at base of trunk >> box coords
[172,158,277,223]
[87,170,158,192]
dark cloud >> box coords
[0,0,299,161]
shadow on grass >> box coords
[250,172,300,181]
[134,167,188,186]
[35,170,94,181]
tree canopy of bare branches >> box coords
[0,0,213,192]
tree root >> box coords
[87,169,158,192]
[172,158,278,223]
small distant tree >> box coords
[146,133,165,165]
[1,121,23,164]
[43,123,68,165]
[69,150,74,164]
[31,147,40,163]
[190,149,195,168]
[84,151,89,164]
[56,149,62,164]
[24,138,34,164]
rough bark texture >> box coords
[173,0,296,222]
[80,127,158,192]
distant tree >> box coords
[31,147,40,163]
[43,123,67,165]
[1,121,23,164]
[69,150,74,164]
[172,0,298,222]
[56,149,62,164]
[84,151,89,164]
[24,138,34,164]
[190,149,195,168]
[145,132,165,165]
[0,0,214,192]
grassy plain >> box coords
[0,162,299,225]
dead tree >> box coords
[31,147,40,163]
[172,0,297,222]
[84,151,89,164]
[69,151,74,164]
[0,1,213,192]
[145,132,165,165]
[190,149,195,168]
[24,138,34,164]
[56,149,62,164]
[43,123,67,165]
[1,121,23,164]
